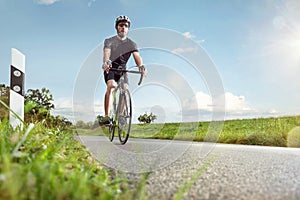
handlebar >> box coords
[109,66,145,86]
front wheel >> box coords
[108,89,118,142]
[117,90,132,144]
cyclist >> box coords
[100,15,146,125]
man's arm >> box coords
[102,48,111,72]
[133,51,143,66]
[133,51,146,76]
[103,48,111,63]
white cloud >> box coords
[37,0,60,5]
[183,32,194,39]
[183,91,256,116]
[170,32,205,54]
[51,97,73,119]
[171,47,198,54]
[53,97,72,110]
[183,91,212,112]
[183,32,205,44]
[51,97,105,123]
[224,92,253,114]
[88,0,96,7]
[197,39,205,44]
[266,109,278,114]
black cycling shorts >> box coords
[104,70,128,84]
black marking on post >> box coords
[10,65,24,96]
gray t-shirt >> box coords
[104,36,138,68]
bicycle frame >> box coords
[107,66,144,144]
[111,78,126,127]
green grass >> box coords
[218,116,300,147]
[2,110,299,200]
[76,128,105,136]
[87,116,300,147]
[0,119,138,200]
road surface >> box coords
[76,136,300,200]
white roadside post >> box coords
[9,48,25,129]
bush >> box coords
[138,112,157,124]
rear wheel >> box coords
[117,90,132,144]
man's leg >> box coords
[104,80,115,116]
[99,80,115,125]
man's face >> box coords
[117,21,129,38]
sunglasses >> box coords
[118,23,129,28]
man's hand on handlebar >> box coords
[102,60,112,72]
[139,65,147,77]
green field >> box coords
[132,116,300,147]
[79,116,300,148]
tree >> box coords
[49,115,72,129]
[138,112,157,124]
[75,120,94,129]
[24,88,72,128]
[0,84,9,99]
[76,120,86,129]
[0,84,10,119]
[0,85,72,128]
[25,88,54,113]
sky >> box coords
[1,0,300,123]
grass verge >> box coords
[0,119,129,200]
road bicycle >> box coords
[107,66,144,144]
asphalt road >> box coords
[76,136,300,200]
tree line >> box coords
[0,84,72,129]
[75,112,157,129]
[1,83,157,130]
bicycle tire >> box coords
[108,124,115,141]
[117,89,132,144]
[108,89,119,142]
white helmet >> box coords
[115,15,131,27]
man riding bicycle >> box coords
[100,15,146,125]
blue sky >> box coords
[1,0,300,123]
